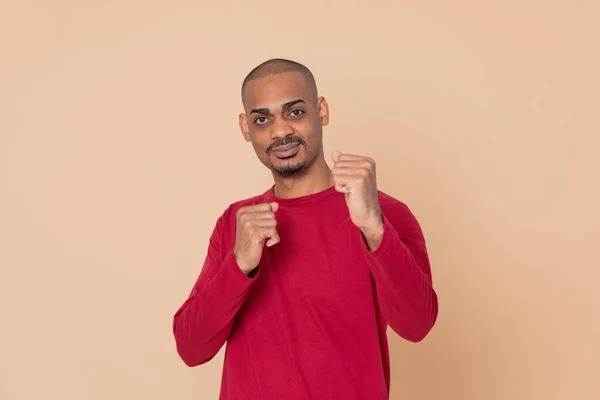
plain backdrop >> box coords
[1,1,598,399]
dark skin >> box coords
[234,71,384,275]
[239,71,333,199]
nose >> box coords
[269,120,294,141]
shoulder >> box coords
[214,189,272,228]
[377,190,412,215]
[377,190,424,237]
[204,191,269,248]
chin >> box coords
[271,159,306,177]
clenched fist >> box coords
[331,151,384,250]
[233,202,281,275]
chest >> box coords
[243,206,375,315]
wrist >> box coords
[360,213,385,251]
[234,251,255,276]
[237,262,255,276]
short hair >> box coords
[241,58,318,100]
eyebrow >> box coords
[250,99,305,115]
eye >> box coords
[289,109,305,118]
[254,116,268,125]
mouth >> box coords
[270,142,301,159]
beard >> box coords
[272,160,306,176]
[266,136,309,177]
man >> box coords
[173,58,438,400]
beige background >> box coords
[1,1,599,399]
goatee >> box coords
[272,161,306,177]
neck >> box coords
[272,155,333,199]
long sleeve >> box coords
[360,200,438,342]
[173,214,259,367]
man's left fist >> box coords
[331,151,384,237]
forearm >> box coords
[173,251,256,366]
[361,214,438,341]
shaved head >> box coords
[241,58,318,103]
[237,57,330,179]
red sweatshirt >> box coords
[173,185,438,399]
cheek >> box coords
[299,124,322,146]
[248,129,267,147]
[250,139,265,154]
[249,137,272,164]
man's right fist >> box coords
[233,202,280,275]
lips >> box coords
[273,143,299,152]
[271,142,301,158]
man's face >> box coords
[239,71,329,177]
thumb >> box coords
[331,151,342,163]
[269,202,279,212]
[266,229,281,247]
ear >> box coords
[239,113,251,142]
[317,96,330,126]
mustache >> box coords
[265,136,306,154]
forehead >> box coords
[243,71,312,111]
